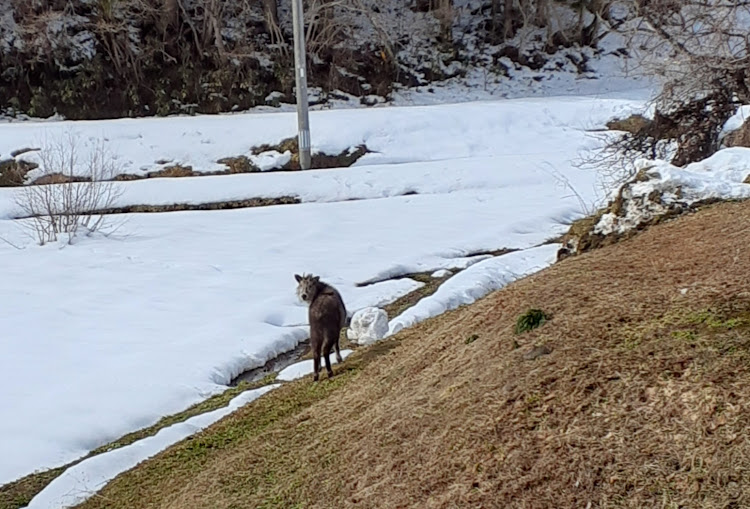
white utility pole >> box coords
[291,0,311,170]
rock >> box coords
[264,90,285,107]
[523,344,551,361]
[360,95,386,106]
[346,307,389,346]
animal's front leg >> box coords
[313,355,321,382]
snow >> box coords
[431,269,452,278]
[23,384,279,509]
[0,97,644,180]
[276,350,354,382]
[721,105,750,140]
[0,95,649,486]
[596,148,750,236]
[252,150,292,171]
[388,245,560,336]
[347,307,389,346]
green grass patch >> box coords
[0,374,279,509]
[91,374,278,455]
[465,334,479,344]
[380,271,452,319]
[616,306,750,360]
[77,338,402,509]
[514,309,550,334]
[0,467,65,509]
[671,329,698,344]
[684,309,749,330]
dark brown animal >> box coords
[295,273,347,381]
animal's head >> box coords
[295,273,320,304]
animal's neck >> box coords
[309,281,328,303]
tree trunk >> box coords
[503,0,514,40]
[262,0,279,34]
[535,0,548,25]
[437,0,453,44]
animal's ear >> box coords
[294,274,302,283]
[313,276,320,283]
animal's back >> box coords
[310,285,347,332]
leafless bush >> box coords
[575,128,677,194]
[14,133,124,245]
[627,1,750,106]
[579,0,749,181]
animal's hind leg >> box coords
[311,330,322,382]
[323,351,333,380]
[335,331,343,364]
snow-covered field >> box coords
[0,94,653,487]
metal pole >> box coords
[291,0,311,170]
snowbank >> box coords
[721,105,750,139]
[596,148,750,236]
[276,351,353,382]
[388,245,560,336]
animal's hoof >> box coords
[336,355,343,363]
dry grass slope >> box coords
[76,201,750,509]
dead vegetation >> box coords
[0,0,638,119]
[69,199,750,509]
[93,196,300,215]
[250,137,369,170]
[13,134,123,245]
[1,141,370,189]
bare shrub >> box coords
[14,133,124,245]
[616,1,750,163]
[574,1,750,192]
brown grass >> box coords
[251,137,369,170]
[92,196,300,215]
[73,200,750,509]
[29,173,92,185]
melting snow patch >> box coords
[721,105,750,140]
[431,269,452,278]
[276,350,354,381]
[595,148,750,236]
[387,244,559,337]
[250,150,292,171]
[23,384,279,509]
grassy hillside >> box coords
[71,199,750,508]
